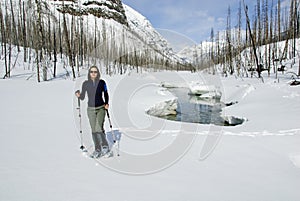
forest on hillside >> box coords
[0,0,191,82]
[196,0,299,78]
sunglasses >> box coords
[90,71,98,74]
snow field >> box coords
[1,69,300,200]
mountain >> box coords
[50,0,180,61]
[123,5,179,61]
[1,0,191,76]
[177,41,216,63]
[177,29,247,63]
[50,0,184,68]
[53,0,128,26]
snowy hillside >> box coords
[51,0,179,61]
[176,29,233,62]
[178,41,216,62]
[124,5,178,61]
[177,29,246,62]
[0,0,186,77]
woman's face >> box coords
[89,68,98,80]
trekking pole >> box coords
[106,109,120,156]
[76,90,86,152]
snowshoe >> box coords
[90,150,102,159]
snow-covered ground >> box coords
[1,63,300,200]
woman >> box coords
[75,66,110,158]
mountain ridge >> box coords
[52,0,128,26]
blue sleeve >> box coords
[102,80,109,104]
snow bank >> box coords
[160,81,179,88]
[188,81,222,98]
[146,98,177,117]
[188,82,214,95]
[199,91,222,100]
[159,79,223,100]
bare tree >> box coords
[257,0,262,48]
[277,0,281,41]
[53,23,57,78]
[62,1,76,79]
[244,1,261,78]
[22,0,27,63]
[0,2,8,78]
[58,14,63,59]
[226,5,234,75]
[237,0,243,76]
[35,0,45,82]
[263,0,270,74]
[10,0,20,51]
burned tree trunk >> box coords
[244,1,261,78]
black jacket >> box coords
[79,79,109,107]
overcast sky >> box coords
[122,0,286,43]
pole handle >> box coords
[75,90,81,108]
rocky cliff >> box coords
[53,0,128,26]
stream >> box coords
[156,87,245,126]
